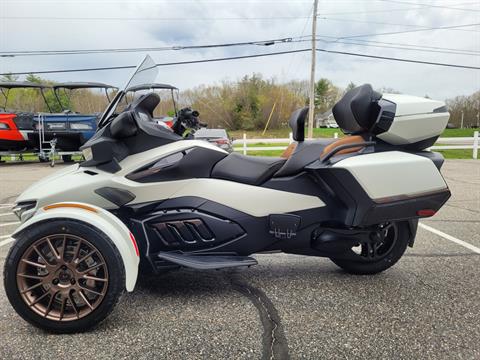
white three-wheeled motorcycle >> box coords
[4,56,451,333]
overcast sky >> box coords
[0,0,479,100]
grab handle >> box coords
[321,141,376,162]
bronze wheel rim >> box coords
[16,234,109,322]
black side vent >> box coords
[143,209,245,252]
[152,219,215,246]
[94,187,135,207]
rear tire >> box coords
[330,221,411,275]
[3,219,125,333]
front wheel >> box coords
[330,221,412,275]
[3,220,125,333]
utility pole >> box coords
[477,100,479,128]
[307,0,319,139]
[460,110,464,129]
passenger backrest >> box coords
[332,84,382,134]
[288,107,309,141]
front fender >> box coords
[12,202,139,292]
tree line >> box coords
[1,73,478,129]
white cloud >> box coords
[0,0,479,100]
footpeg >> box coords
[157,252,257,270]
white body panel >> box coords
[333,151,448,201]
[167,178,325,217]
[16,141,325,218]
[378,94,449,145]
[117,140,228,175]
[12,203,140,291]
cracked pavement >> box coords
[0,160,479,359]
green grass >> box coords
[435,149,476,159]
[441,128,479,137]
[245,142,290,147]
[245,150,285,157]
[235,142,478,160]
[244,149,477,159]
[230,127,342,140]
[230,127,479,140]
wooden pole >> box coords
[262,102,277,136]
[307,0,319,139]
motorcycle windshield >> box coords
[98,55,158,128]
[123,55,158,91]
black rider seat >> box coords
[211,153,286,186]
[274,138,335,177]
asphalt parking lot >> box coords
[0,160,479,359]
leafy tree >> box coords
[346,81,357,92]
[25,74,42,83]
[446,91,480,128]
[1,73,18,82]
[26,74,68,112]
[313,78,341,114]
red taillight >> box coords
[214,139,228,145]
[129,232,140,257]
[417,209,436,217]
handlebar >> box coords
[172,107,206,136]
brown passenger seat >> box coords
[280,143,297,158]
[281,135,366,160]
[320,135,366,158]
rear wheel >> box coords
[330,221,411,275]
[3,220,125,333]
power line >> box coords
[339,23,480,39]
[1,15,312,21]
[0,49,311,75]
[316,49,480,70]
[319,16,480,33]
[2,47,479,76]
[0,65,137,76]
[4,32,479,58]
[321,38,480,56]
[315,35,480,55]
[317,6,427,16]
[381,0,480,12]
[318,1,480,16]
[0,38,295,57]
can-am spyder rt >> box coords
[4,56,451,333]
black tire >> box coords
[62,155,73,163]
[38,156,48,163]
[3,219,125,333]
[330,221,411,275]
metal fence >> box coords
[233,131,480,159]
